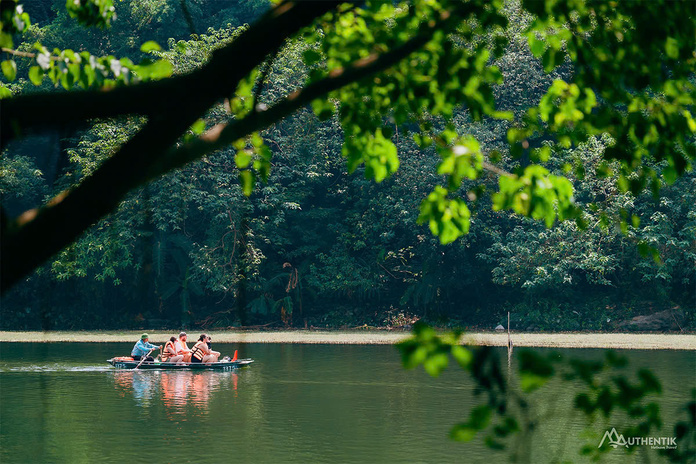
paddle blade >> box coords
[232,350,238,362]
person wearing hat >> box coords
[175,332,192,362]
[131,333,161,362]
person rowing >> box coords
[190,334,220,364]
[131,333,161,363]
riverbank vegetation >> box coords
[1,0,694,334]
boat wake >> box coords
[0,364,114,373]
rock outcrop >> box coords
[618,309,684,332]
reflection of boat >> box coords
[107,357,253,370]
[112,369,239,411]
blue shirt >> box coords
[131,339,158,357]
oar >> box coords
[134,347,156,370]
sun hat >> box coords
[141,333,149,340]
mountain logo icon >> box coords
[598,428,628,449]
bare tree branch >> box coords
[1,47,60,59]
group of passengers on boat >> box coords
[132,332,222,364]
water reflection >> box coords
[2,343,693,463]
[112,370,238,412]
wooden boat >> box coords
[107,356,253,371]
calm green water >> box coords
[0,343,693,463]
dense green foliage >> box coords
[1,0,694,330]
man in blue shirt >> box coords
[131,333,161,362]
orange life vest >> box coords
[161,341,177,361]
[191,341,207,361]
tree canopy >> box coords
[0,0,693,329]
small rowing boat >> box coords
[107,357,254,371]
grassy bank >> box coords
[1,330,695,350]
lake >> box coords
[0,342,693,463]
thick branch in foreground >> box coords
[1,5,461,292]
[155,15,455,176]
[1,1,337,291]
[0,1,336,148]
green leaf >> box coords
[418,187,471,244]
[239,170,255,196]
[450,405,492,441]
[423,352,449,377]
[0,32,13,49]
[528,36,546,57]
[235,151,252,169]
[303,49,322,66]
[451,345,473,369]
[190,119,206,135]
[343,129,399,182]
[519,350,554,392]
[232,138,246,150]
[637,369,662,394]
[140,41,162,53]
[663,165,677,184]
[664,37,679,59]
[450,424,479,442]
[311,98,335,121]
[28,66,43,86]
[520,372,550,393]
[135,59,173,81]
[251,132,264,148]
[0,84,12,99]
[1,60,17,82]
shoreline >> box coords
[0,330,695,350]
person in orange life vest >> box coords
[175,332,192,362]
[161,336,184,363]
[131,333,161,362]
[190,334,220,364]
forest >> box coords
[1,0,694,332]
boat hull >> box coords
[107,358,253,370]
